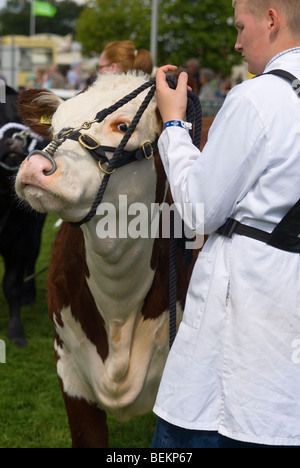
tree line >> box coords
[0,0,241,74]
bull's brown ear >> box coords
[16,88,62,139]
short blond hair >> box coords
[232,0,300,35]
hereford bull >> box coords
[15,72,212,447]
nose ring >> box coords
[27,150,57,176]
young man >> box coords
[152,0,300,448]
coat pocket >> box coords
[183,252,213,329]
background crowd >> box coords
[22,41,233,112]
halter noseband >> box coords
[67,131,156,176]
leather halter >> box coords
[67,131,156,176]
[26,74,201,230]
[27,77,160,226]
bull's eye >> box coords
[117,122,129,133]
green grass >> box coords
[0,213,157,448]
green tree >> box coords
[158,0,238,73]
[76,0,241,74]
[0,0,84,36]
[75,0,152,55]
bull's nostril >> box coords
[27,149,57,176]
[43,164,57,176]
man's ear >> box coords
[267,8,280,37]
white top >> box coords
[153,48,300,446]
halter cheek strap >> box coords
[68,131,157,174]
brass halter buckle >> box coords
[78,133,101,150]
[98,161,116,175]
[78,132,116,175]
[142,142,154,160]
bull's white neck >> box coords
[81,216,156,321]
[79,163,159,382]
[81,214,156,383]
[80,162,158,322]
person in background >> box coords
[42,65,66,89]
[66,62,82,90]
[215,72,232,97]
[24,74,38,89]
[151,0,300,448]
[186,58,201,93]
[199,68,217,99]
[35,68,46,88]
[98,40,153,75]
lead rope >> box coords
[72,74,202,349]
[169,211,178,348]
[165,77,202,348]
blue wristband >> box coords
[163,120,192,131]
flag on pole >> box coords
[33,1,57,17]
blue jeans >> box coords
[151,418,299,448]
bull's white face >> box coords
[16,72,161,223]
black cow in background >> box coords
[0,85,47,347]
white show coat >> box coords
[153,48,300,446]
